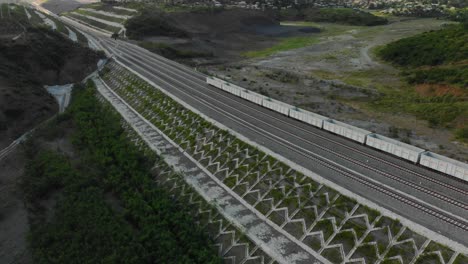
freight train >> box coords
[207,76,468,181]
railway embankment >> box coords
[98,60,468,263]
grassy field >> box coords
[243,21,355,58]
[243,36,321,58]
[81,3,137,16]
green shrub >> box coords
[21,150,72,202]
[281,8,388,26]
[25,80,221,264]
[29,186,144,264]
[378,24,468,67]
[375,23,468,132]
[406,65,468,86]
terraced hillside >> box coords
[98,60,468,264]
[0,3,88,45]
[62,3,137,35]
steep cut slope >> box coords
[0,26,102,149]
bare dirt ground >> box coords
[0,119,76,264]
[0,148,32,264]
[202,17,468,161]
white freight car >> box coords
[206,77,224,89]
[240,90,264,105]
[221,82,242,96]
[262,98,292,116]
[323,120,371,144]
[366,134,425,163]
[289,108,327,129]
[419,152,468,181]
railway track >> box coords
[101,38,468,198]
[99,47,468,234]
[101,40,468,213]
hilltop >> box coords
[377,23,467,142]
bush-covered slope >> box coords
[23,81,222,263]
[376,23,467,142]
[281,8,388,26]
[377,23,468,88]
[378,24,468,67]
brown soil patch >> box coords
[453,115,468,129]
[415,83,466,97]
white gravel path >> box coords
[59,15,113,36]
[71,12,123,28]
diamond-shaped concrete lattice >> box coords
[99,62,466,264]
